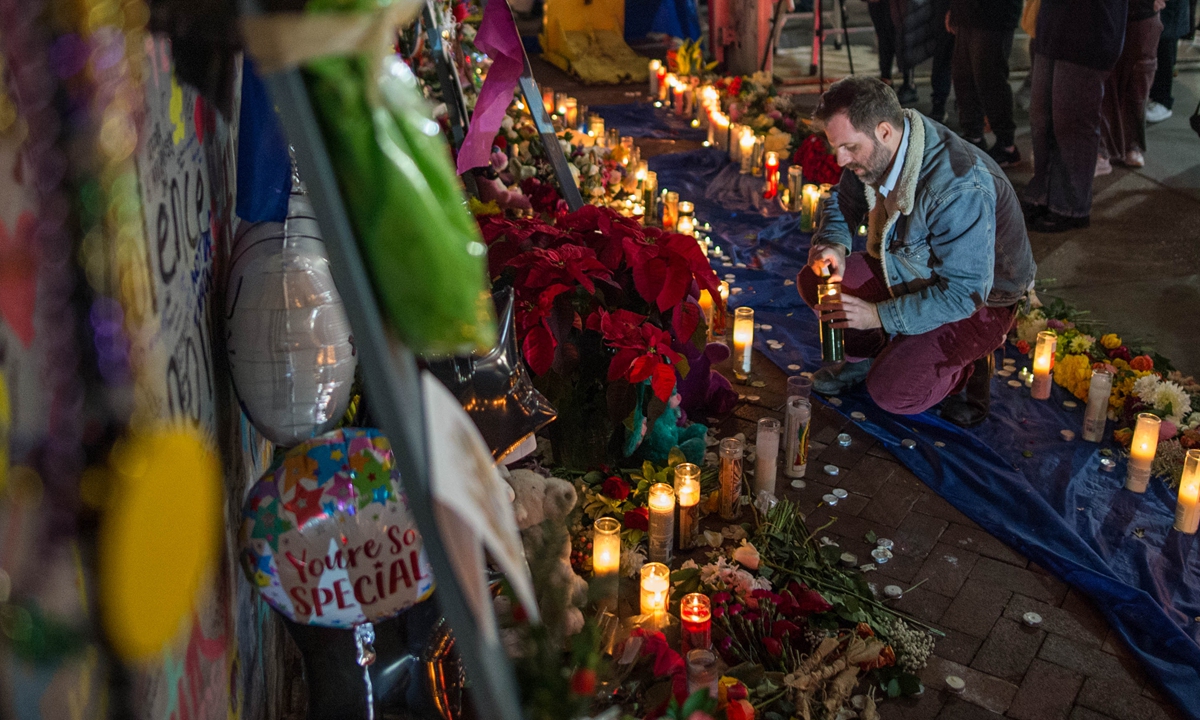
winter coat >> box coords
[1160,0,1190,40]
[890,0,953,69]
[1032,0,1129,72]
[948,0,1024,31]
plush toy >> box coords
[643,388,708,466]
[504,469,588,638]
[676,341,739,420]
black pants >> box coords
[930,25,955,110]
[868,0,899,79]
[952,25,1016,146]
[1150,34,1178,109]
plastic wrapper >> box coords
[302,36,495,355]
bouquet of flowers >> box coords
[713,72,821,156]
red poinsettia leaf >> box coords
[607,348,641,382]
[522,324,557,376]
[585,310,603,332]
[629,354,657,384]
[632,255,668,308]
[651,362,676,402]
[655,255,694,312]
[672,301,701,344]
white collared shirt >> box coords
[878,117,911,199]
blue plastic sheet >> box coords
[590,103,708,142]
[650,146,1200,717]
[625,0,701,42]
[236,58,292,223]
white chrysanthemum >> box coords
[1133,375,1160,404]
[1186,412,1200,430]
[1154,381,1192,424]
[1015,311,1048,344]
[620,546,646,579]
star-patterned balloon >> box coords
[238,428,434,628]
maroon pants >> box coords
[798,253,1016,416]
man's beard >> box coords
[847,138,893,186]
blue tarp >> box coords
[590,103,708,142]
[649,146,1200,717]
[625,0,701,42]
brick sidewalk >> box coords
[714,352,1186,720]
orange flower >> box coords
[1130,355,1154,372]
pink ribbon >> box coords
[455,0,524,175]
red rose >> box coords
[1108,345,1133,362]
[1016,340,1031,355]
[452,2,469,21]
[569,668,595,695]
[1130,355,1154,372]
[601,476,631,501]
[728,77,743,96]
[763,637,783,658]
[625,507,649,531]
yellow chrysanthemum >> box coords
[1100,333,1122,350]
[1053,354,1092,401]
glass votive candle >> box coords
[674,462,701,550]
[680,593,712,655]
[663,191,680,231]
[640,562,670,618]
[1175,449,1200,534]
[787,374,813,399]
[1031,331,1057,400]
[542,86,555,114]
[784,396,812,480]
[647,482,675,564]
[719,436,745,520]
[732,306,754,380]
[1081,367,1114,442]
[1126,412,1161,493]
[686,649,720,698]
[592,517,621,610]
[754,417,781,496]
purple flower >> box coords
[1047,319,1065,330]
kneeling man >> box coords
[799,77,1035,426]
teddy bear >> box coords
[504,468,588,639]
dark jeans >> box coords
[931,26,955,109]
[1025,53,1108,218]
[952,24,1017,146]
[1101,15,1162,158]
[798,253,1015,415]
[1150,34,1179,108]
[868,0,898,79]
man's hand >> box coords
[808,245,846,282]
[817,294,883,331]
[945,10,956,34]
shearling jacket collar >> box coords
[862,109,925,259]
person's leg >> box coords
[865,304,1016,416]
[1126,16,1164,156]
[868,0,897,80]
[953,25,986,141]
[1150,31,1178,109]
[1024,53,1055,210]
[1044,60,1108,219]
[798,252,890,360]
[975,28,1017,149]
[1099,60,1125,161]
[930,25,956,117]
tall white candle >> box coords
[1126,412,1161,493]
[719,437,744,520]
[732,307,754,380]
[1031,331,1057,400]
[647,482,675,564]
[784,396,812,481]
[754,417,781,497]
[649,59,662,96]
[592,517,621,611]
[1081,368,1114,442]
[675,462,701,550]
[1174,449,1200,534]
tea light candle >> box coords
[592,517,621,610]
[764,151,780,199]
[800,184,821,232]
[784,396,812,479]
[1126,412,1161,493]
[677,215,696,237]
[680,593,712,655]
[640,562,670,619]
[732,306,754,380]
[563,97,578,128]
[698,290,715,340]
[1174,449,1200,533]
[663,191,680,231]
[739,128,756,174]
[648,482,676,564]
[542,86,555,115]
[719,437,745,520]
[649,59,662,95]
[1031,331,1057,400]
[1081,367,1114,442]
[755,417,781,496]
[675,462,701,550]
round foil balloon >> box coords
[226,186,356,447]
[239,428,434,628]
[425,287,556,460]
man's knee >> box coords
[866,371,944,416]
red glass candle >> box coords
[764,151,780,199]
[680,593,712,654]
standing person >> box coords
[891,0,955,119]
[946,0,1024,166]
[1023,0,1129,233]
[798,77,1036,427]
[1100,0,1166,170]
[865,0,918,101]
[1147,0,1190,122]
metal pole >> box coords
[260,64,527,720]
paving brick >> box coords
[869,443,896,459]
[935,696,1004,719]
[931,628,984,666]
[1037,634,1145,687]
[1006,659,1085,720]
[919,655,1019,715]
[838,454,898,497]
[969,617,1044,682]
[1003,594,1106,648]
[889,586,952,625]
[860,479,925,528]
[939,579,1011,638]
[878,690,945,720]
[1069,708,1116,720]
[1075,676,1174,720]
[814,421,848,445]
[873,550,924,583]
[969,557,1068,605]
[734,402,779,423]
[915,543,980,597]
[816,423,875,467]
[912,490,974,526]
[940,522,1027,567]
[894,512,949,560]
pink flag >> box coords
[455,0,524,175]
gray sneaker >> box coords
[812,360,872,396]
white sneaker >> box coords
[1124,149,1145,167]
[1095,155,1112,177]
[1146,101,1173,123]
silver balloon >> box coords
[226,188,357,447]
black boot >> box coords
[941,354,994,428]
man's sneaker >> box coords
[988,144,1021,167]
[1124,149,1145,167]
[1028,210,1090,234]
[1095,154,1112,177]
[1146,101,1173,123]
[812,359,872,396]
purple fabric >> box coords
[455,0,524,174]
[797,252,1015,415]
